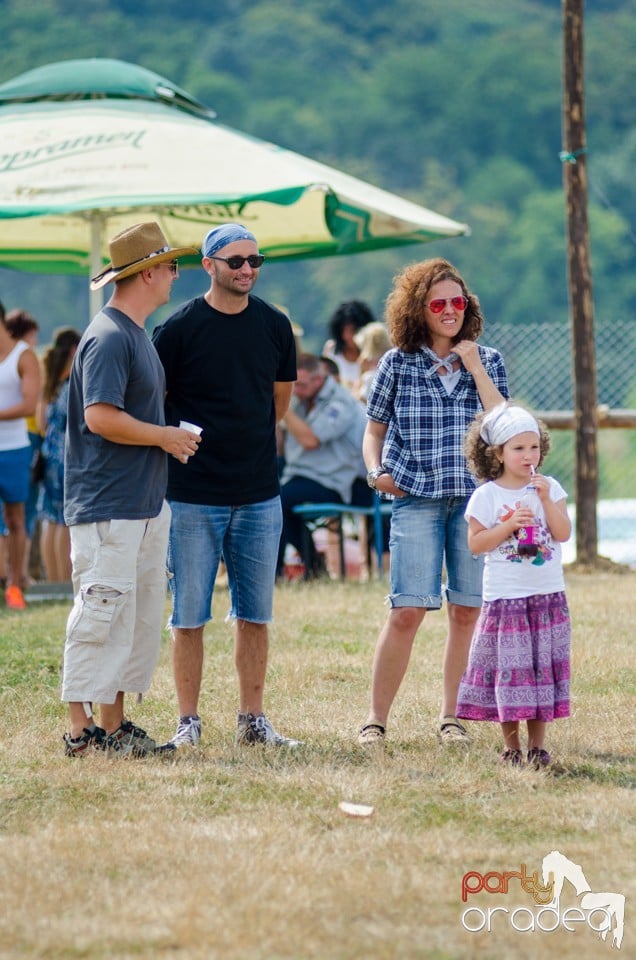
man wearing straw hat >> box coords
[61,221,201,758]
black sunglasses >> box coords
[208,254,265,270]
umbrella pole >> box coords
[88,213,105,322]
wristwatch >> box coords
[366,466,388,489]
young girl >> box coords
[456,402,572,768]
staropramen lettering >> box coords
[0,129,147,173]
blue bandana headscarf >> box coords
[202,224,257,258]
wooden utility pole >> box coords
[562,0,598,564]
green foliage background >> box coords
[1,0,635,356]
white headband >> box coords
[480,403,540,446]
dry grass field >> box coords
[0,569,634,960]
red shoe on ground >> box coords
[5,585,27,610]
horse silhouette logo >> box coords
[542,850,625,949]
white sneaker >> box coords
[236,712,302,748]
[170,715,202,747]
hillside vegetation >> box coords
[1,0,635,348]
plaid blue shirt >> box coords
[367,345,509,498]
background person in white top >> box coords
[321,300,375,395]
[456,403,572,769]
[0,300,41,610]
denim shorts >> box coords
[167,497,282,628]
[388,495,483,609]
[0,446,31,503]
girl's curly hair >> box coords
[384,257,484,353]
[464,403,551,481]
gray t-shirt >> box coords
[64,306,167,526]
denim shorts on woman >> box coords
[388,495,484,609]
[167,497,282,628]
[0,445,31,503]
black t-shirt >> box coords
[152,295,296,506]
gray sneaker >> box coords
[169,715,202,748]
[63,723,107,757]
[106,720,175,757]
[236,712,303,748]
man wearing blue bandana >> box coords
[152,224,301,749]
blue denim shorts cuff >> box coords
[388,592,441,609]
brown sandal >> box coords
[358,723,386,746]
[438,716,470,744]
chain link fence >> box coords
[487,319,636,500]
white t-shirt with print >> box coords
[465,477,568,601]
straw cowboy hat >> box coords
[90,221,198,290]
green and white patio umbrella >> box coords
[0,58,469,313]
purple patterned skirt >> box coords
[456,591,571,723]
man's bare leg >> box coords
[99,691,126,734]
[234,620,267,715]
[172,626,205,717]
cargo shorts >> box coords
[61,501,171,705]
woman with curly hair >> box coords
[358,257,509,747]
